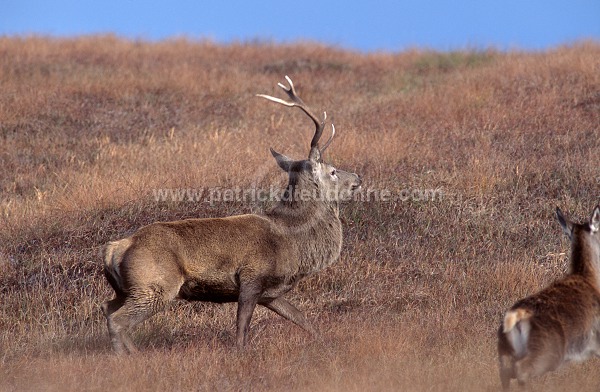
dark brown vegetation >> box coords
[1,36,599,391]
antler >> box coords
[257,75,334,157]
[320,123,335,154]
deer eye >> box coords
[330,169,337,176]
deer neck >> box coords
[267,181,343,275]
[570,234,600,287]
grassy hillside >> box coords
[1,36,599,391]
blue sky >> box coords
[2,0,599,52]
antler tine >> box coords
[256,75,327,151]
[320,123,335,154]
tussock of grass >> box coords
[1,36,600,391]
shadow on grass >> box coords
[51,325,239,357]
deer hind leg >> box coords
[104,286,177,354]
[514,350,561,387]
[498,354,516,391]
[101,296,131,354]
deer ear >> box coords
[308,146,321,162]
[270,148,293,172]
[590,205,600,233]
[556,207,573,240]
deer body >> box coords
[105,210,342,304]
[497,205,600,389]
[101,76,360,354]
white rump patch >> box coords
[503,309,532,358]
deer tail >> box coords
[102,238,132,296]
[502,308,532,358]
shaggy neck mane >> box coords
[270,169,340,215]
[266,172,343,274]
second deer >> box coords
[497,205,600,389]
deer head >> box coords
[257,76,361,204]
[556,205,600,240]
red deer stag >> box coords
[101,76,362,353]
[497,205,600,389]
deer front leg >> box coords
[260,297,316,336]
[236,284,261,347]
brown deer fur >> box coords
[101,77,361,354]
[497,205,600,389]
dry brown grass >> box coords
[1,36,599,391]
